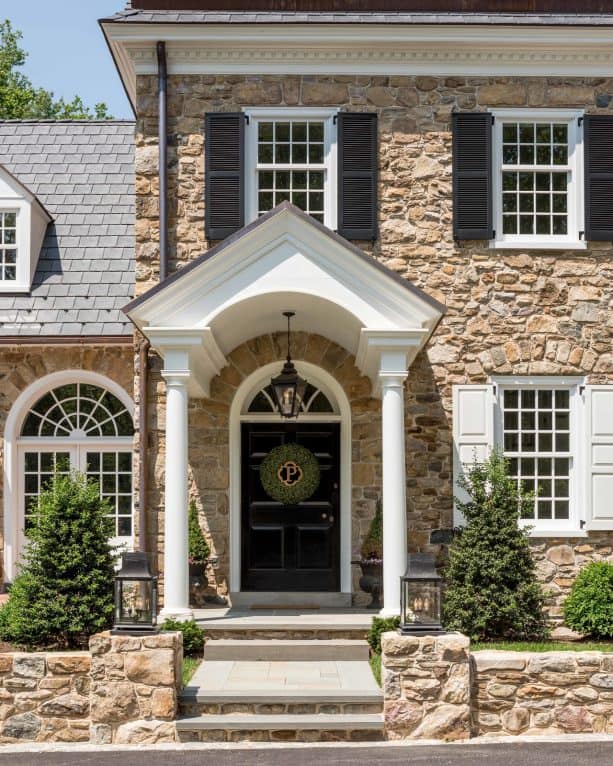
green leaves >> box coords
[0,472,116,649]
[443,450,549,642]
[0,20,112,120]
[188,501,210,564]
[563,562,613,639]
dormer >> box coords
[0,164,52,294]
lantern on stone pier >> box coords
[113,552,158,634]
[399,553,444,635]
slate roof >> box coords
[104,9,613,25]
[0,121,135,337]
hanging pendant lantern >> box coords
[271,312,307,419]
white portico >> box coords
[125,203,444,619]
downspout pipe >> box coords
[157,41,168,281]
[138,335,150,554]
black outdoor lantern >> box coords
[113,552,158,635]
[399,553,444,635]
[270,311,307,419]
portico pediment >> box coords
[125,203,445,396]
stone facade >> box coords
[0,344,134,585]
[382,631,613,740]
[0,631,181,745]
[0,651,91,743]
[382,631,471,741]
[472,649,613,736]
[133,72,613,609]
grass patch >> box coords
[182,655,201,687]
[472,641,613,653]
[370,652,381,687]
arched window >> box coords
[17,381,134,547]
[247,382,336,415]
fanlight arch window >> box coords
[21,383,134,438]
[17,382,134,545]
[246,382,337,415]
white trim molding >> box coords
[244,107,338,230]
[3,371,135,582]
[101,21,613,107]
[229,361,353,597]
[491,109,585,251]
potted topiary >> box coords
[188,501,210,580]
[359,500,383,609]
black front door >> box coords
[241,422,340,592]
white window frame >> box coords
[244,107,338,229]
[18,441,134,559]
[491,109,586,251]
[492,376,585,536]
[0,205,28,292]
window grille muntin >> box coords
[502,387,572,521]
[0,211,17,281]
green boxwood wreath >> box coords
[259,443,321,505]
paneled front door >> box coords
[241,422,340,592]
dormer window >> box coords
[0,211,18,282]
[0,164,52,294]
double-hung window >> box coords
[498,380,579,532]
[492,109,584,249]
[245,108,337,228]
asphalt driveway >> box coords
[0,740,612,766]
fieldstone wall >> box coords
[0,651,91,744]
[134,72,613,606]
[0,631,182,745]
[382,631,613,740]
[381,631,471,741]
[472,650,613,736]
[0,344,135,585]
[89,631,180,745]
[532,537,613,625]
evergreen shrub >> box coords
[367,616,400,654]
[563,562,613,639]
[188,501,210,564]
[161,618,204,655]
[442,450,549,641]
[0,472,116,649]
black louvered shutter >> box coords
[205,113,244,240]
[337,112,378,240]
[584,115,613,241]
[452,112,493,240]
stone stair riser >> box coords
[177,729,385,743]
[179,702,383,716]
[203,639,368,661]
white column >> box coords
[379,355,408,617]
[159,370,193,621]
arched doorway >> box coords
[229,362,352,597]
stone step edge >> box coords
[176,713,384,731]
[180,689,383,704]
[203,639,369,660]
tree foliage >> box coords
[0,472,116,649]
[0,20,111,120]
[442,450,549,641]
[188,501,210,564]
[563,562,613,639]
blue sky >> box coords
[4,1,131,118]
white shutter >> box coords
[585,385,613,530]
[452,384,495,525]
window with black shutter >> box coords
[337,112,378,240]
[452,112,493,240]
[584,114,613,241]
[205,113,245,240]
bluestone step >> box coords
[203,638,369,661]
